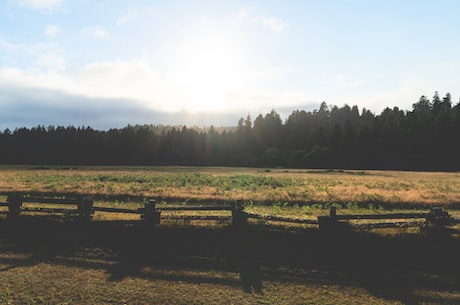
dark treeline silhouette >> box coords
[1,91,460,170]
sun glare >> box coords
[168,28,248,112]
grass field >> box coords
[0,166,459,304]
[1,166,460,208]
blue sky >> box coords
[1,0,459,129]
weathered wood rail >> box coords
[317,206,457,231]
[244,212,319,225]
[142,200,243,227]
[1,194,458,231]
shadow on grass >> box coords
[0,216,458,304]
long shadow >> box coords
[0,217,459,304]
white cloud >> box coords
[80,27,109,40]
[236,7,287,33]
[0,59,180,111]
[0,58,301,116]
[0,61,208,129]
[45,24,60,36]
[77,60,161,101]
[17,0,63,10]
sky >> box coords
[1,0,460,130]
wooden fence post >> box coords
[318,207,337,232]
[78,197,94,221]
[231,200,247,229]
[7,194,22,219]
[318,206,354,234]
[329,206,337,219]
[424,207,451,233]
[143,198,161,225]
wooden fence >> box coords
[317,206,457,231]
[0,194,94,221]
[1,194,459,231]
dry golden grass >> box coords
[0,166,460,207]
[0,257,403,305]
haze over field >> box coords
[1,0,459,129]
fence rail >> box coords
[353,221,424,229]
[93,206,143,214]
[162,215,233,221]
[21,207,78,214]
[333,213,430,220]
[12,197,81,205]
[158,206,232,211]
[245,212,319,225]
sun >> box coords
[168,27,248,112]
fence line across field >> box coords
[0,194,458,231]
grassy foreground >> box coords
[0,166,459,304]
[0,218,459,305]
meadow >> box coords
[0,166,459,304]
[1,166,460,208]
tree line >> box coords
[1,91,459,171]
